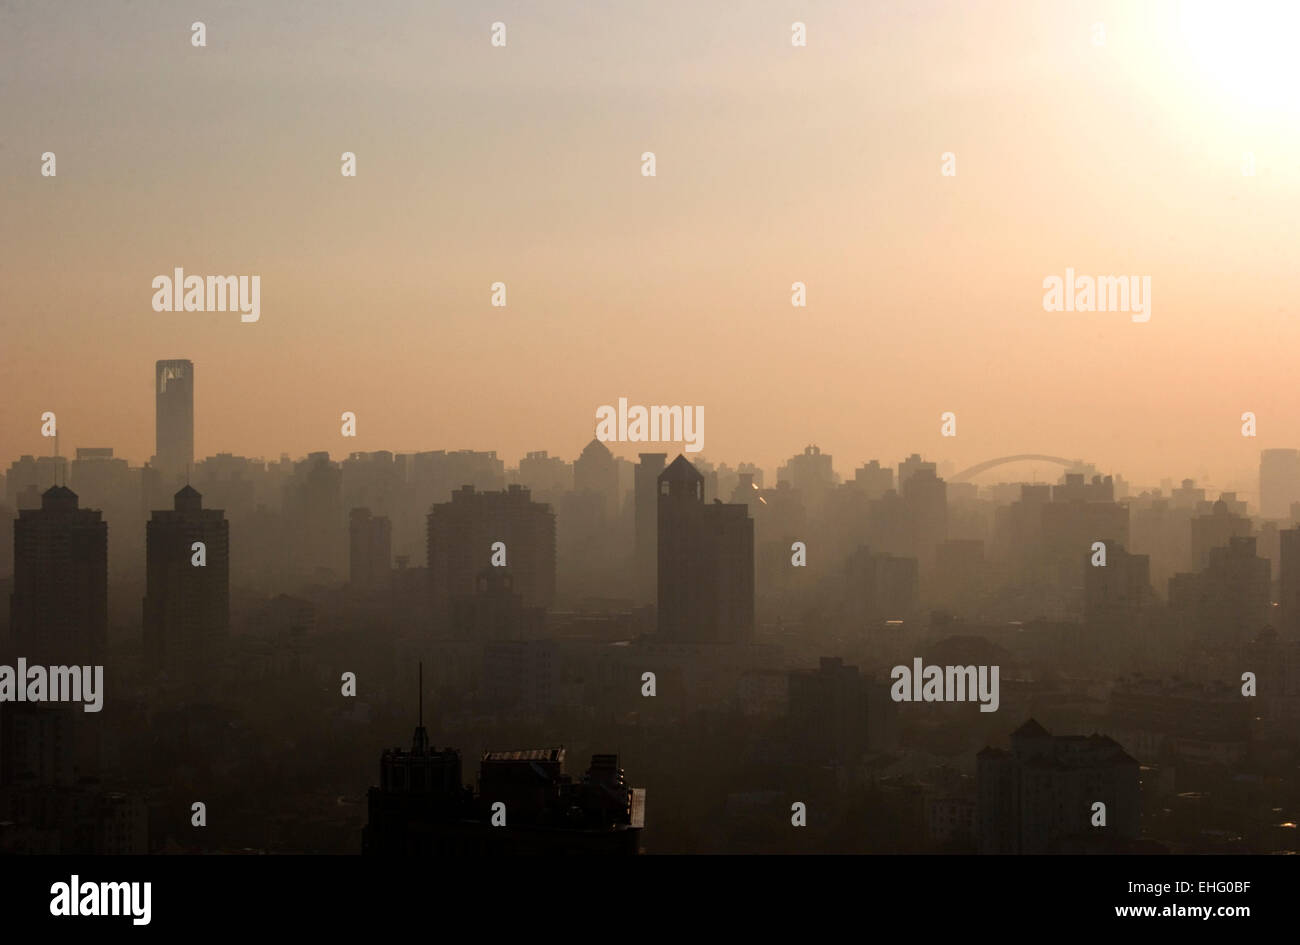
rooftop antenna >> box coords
[411,661,429,754]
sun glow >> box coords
[1176,0,1300,114]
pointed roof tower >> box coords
[580,438,614,460]
[174,484,202,513]
[1011,718,1050,739]
[41,484,79,513]
[659,454,703,502]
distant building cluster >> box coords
[363,705,644,855]
[2,360,1299,854]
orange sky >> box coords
[2,0,1298,500]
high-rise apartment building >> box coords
[10,486,107,662]
[657,455,754,642]
[143,485,229,670]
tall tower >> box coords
[574,438,619,518]
[10,485,108,662]
[155,359,194,482]
[143,485,229,672]
[657,455,754,643]
[350,507,393,589]
[283,451,345,577]
[427,484,556,629]
[634,453,667,603]
[1279,527,1300,640]
[902,466,948,572]
[1260,449,1300,521]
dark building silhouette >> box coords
[363,680,644,855]
[745,479,808,593]
[1169,535,1270,647]
[844,545,918,625]
[788,657,898,762]
[852,459,894,498]
[449,569,544,641]
[779,444,835,493]
[361,697,471,854]
[634,452,667,603]
[154,359,194,482]
[1107,678,1251,767]
[66,447,145,589]
[1040,474,1129,589]
[778,445,836,518]
[427,485,556,628]
[283,451,345,577]
[410,449,506,501]
[404,449,507,562]
[474,750,643,847]
[1281,526,1300,640]
[977,719,1140,854]
[657,455,754,643]
[10,486,106,662]
[1084,540,1152,624]
[897,453,935,489]
[902,465,948,572]
[0,781,147,854]
[68,448,130,508]
[574,438,619,519]
[341,451,401,517]
[5,455,67,507]
[0,701,78,788]
[1260,448,1300,521]
[517,450,572,502]
[1190,497,1252,570]
[143,485,229,671]
[1129,490,1196,592]
[349,507,392,589]
[0,501,12,581]
[341,451,404,557]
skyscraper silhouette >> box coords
[656,455,754,643]
[143,485,230,673]
[1280,526,1300,640]
[427,484,556,629]
[1260,448,1300,521]
[574,438,619,518]
[10,485,107,662]
[154,359,194,482]
[634,452,667,603]
[283,451,345,577]
[349,507,392,589]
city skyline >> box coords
[4,0,1300,898]
[1,358,1288,508]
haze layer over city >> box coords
[2,0,1299,859]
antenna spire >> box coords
[411,661,429,754]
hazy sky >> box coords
[3,0,1298,497]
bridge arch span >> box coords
[949,454,1089,482]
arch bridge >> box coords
[949,454,1093,483]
